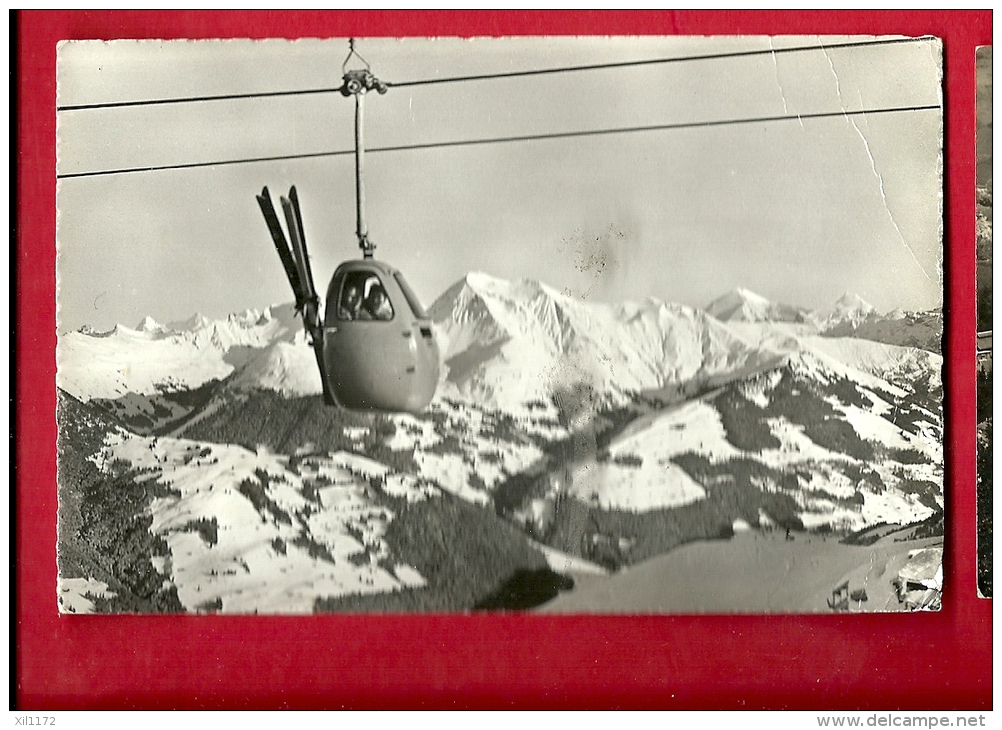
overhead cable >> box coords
[386,36,935,88]
[57,103,941,180]
[57,36,936,112]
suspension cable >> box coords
[386,36,935,89]
[56,103,941,180]
[56,36,935,112]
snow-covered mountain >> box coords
[822,308,943,353]
[56,273,945,614]
[823,292,879,329]
[58,303,302,400]
[430,273,789,411]
[58,275,942,411]
[705,288,808,324]
[703,287,942,354]
[57,302,312,432]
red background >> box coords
[15,11,992,710]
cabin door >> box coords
[324,268,419,410]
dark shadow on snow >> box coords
[473,568,575,610]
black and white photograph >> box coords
[56,36,945,614]
[976,45,992,599]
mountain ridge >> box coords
[56,271,945,613]
[58,274,943,416]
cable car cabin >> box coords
[322,260,439,413]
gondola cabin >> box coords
[323,259,439,412]
[258,45,440,413]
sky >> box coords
[55,36,944,333]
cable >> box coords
[56,36,935,112]
[58,86,343,112]
[386,36,935,89]
[57,149,354,179]
[369,104,940,154]
[56,103,940,180]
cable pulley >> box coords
[340,70,388,97]
[339,39,389,96]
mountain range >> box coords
[56,274,945,614]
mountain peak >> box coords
[136,315,163,333]
[427,272,784,410]
[734,286,767,300]
[465,270,502,289]
[833,292,876,312]
[462,271,554,300]
[431,272,563,323]
[167,312,211,332]
[705,288,805,323]
[825,292,878,327]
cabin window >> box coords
[394,272,428,319]
[337,271,394,322]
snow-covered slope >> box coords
[802,335,941,387]
[430,272,786,410]
[556,342,941,523]
[57,303,320,432]
[822,309,943,353]
[228,330,322,396]
[57,303,303,402]
[94,431,433,614]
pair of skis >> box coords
[256,186,335,405]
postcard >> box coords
[55,36,945,614]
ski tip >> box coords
[289,185,298,198]
[261,185,271,197]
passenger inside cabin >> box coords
[338,284,362,320]
[362,285,393,321]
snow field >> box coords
[841,403,941,461]
[57,577,116,614]
[609,400,740,463]
[859,487,939,526]
[413,451,491,506]
[569,459,707,512]
[756,418,851,467]
[804,335,941,386]
[100,433,428,613]
[391,399,555,505]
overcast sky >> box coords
[55,36,943,333]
